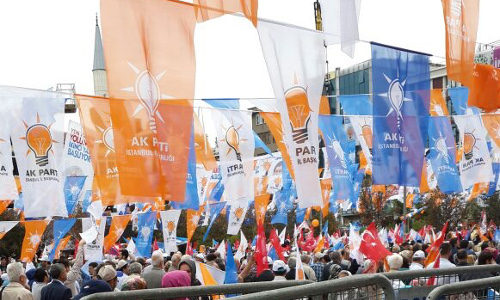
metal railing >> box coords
[81,280,313,300]
[427,276,500,300]
[230,274,395,300]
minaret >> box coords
[93,15,108,97]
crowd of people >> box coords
[0,230,499,300]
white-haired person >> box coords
[0,262,34,300]
[141,250,165,289]
[387,254,406,289]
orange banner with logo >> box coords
[194,0,258,27]
[441,0,479,86]
[101,0,197,100]
[430,89,449,116]
[77,95,121,206]
[482,114,500,148]
[254,194,270,225]
[187,208,203,241]
[194,114,217,172]
[320,179,332,218]
[260,112,295,179]
[54,236,71,260]
[468,64,500,112]
[21,220,48,262]
[104,214,132,253]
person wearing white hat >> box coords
[38,256,50,271]
[410,250,425,270]
[97,265,118,290]
[272,260,288,281]
[115,260,129,290]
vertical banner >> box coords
[0,103,18,200]
[82,218,106,262]
[258,21,325,208]
[260,113,294,179]
[254,194,270,225]
[77,96,120,206]
[194,0,258,27]
[49,219,76,261]
[441,0,479,86]
[160,210,181,253]
[186,208,202,242]
[101,0,196,100]
[371,43,430,187]
[212,109,254,205]
[428,117,462,194]
[266,156,283,194]
[318,115,354,202]
[227,203,248,235]
[64,176,87,215]
[20,220,48,262]
[430,90,450,116]
[455,114,494,189]
[483,115,500,149]
[136,211,157,257]
[63,121,94,198]
[10,95,67,218]
[103,214,132,253]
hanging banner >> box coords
[77,95,121,206]
[194,113,217,172]
[260,112,294,179]
[212,109,254,205]
[266,155,283,194]
[371,43,430,187]
[101,0,196,100]
[9,95,67,218]
[0,104,17,200]
[171,129,199,210]
[430,89,450,116]
[227,203,248,235]
[103,214,132,253]
[483,115,500,149]
[194,0,258,27]
[136,211,157,257]
[428,117,462,194]
[160,210,181,253]
[253,155,273,196]
[82,217,106,262]
[258,21,325,208]
[254,194,270,225]
[441,0,479,86]
[467,64,500,112]
[49,219,77,261]
[186,208,202,241]
[20,220,48,262]
[64,176,87,215]
[455,114,494,190]
[63,121,94,198]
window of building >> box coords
[432,77,443,90]
[255,113,264,125]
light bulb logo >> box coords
[285,86,311,144]
[464,132,476,160]
[234,207,244,221]
[141,227,151,241]
[361,124,373,152]
[379,73,412,128]
[167,221,176,236]
[135,70,160,133]
[26,124,53,167]
[223,125,242,161]
[331,140,347,169]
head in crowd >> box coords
[440,243,452,259]
[329,251,342,265]
[7,262,28,286]
[161,270,191,289]
[456,249,469,264]
[412,250,425,265]
[362,259,377,274]
[49,263,68,283]
[151,250,164,269]
[338,270,352,278]
[179,259,198,286]
[170,253,182,269]
[129,262,143,275]
[459,239,469,250]
[121,276,147,291]
[478,250,495,265]
[72,280,112,300]
[89,262,99,278]
[387,254,403,272]
[117,260,129,275]
[34,268,49,284]
[206,253,217,262]
[272,260,288,277]
[119,249,129,260]
[97,265,118,290]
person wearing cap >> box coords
[72,280,112,300]
[410,250,425,270]
[141,250,165,289]
[194,253,205,263]
[41,263,72,300]
[38,257,50,271]
[272,260,288,281]
[97,265,118,290]
[115,260,129,290]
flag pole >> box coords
[403,185,407,234]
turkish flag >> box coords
[254,223,269,276]
[269,229,285,261]
[359,222,392,262]
[425,222,448,266]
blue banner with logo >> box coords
[172,130,199,210]
[203,202,227,241]
[49,219,77,261]
[82,190,92,212]
[371,43,430,186]
[428,117,462,193]
[319,115,354,201]
[136,211,157,257]
[64,176,87,215]
[339,95,372,115]
[271,189,293,225]
[351,168,365,208]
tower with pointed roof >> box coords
[93,15,108,97]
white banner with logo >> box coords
[160,209,181,253]
[227,202,248,235]
[0,105,18,200]
[82,217,106,262]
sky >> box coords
[0,0,498,99]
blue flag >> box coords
[272,189,293,225]
[351,168,365,208]
[296,208,306,224]
[322,221,329,235]
[49,219,76,261]
[209,179,225,202]
[64,176,87,215]
[136,211,157,257]
[494,229,500,243]
[371,43,430,186]
[224,242,238,285]
[172,129,199,210]
[488,163,500,196]
[428,117,462,193]
[339,95,372,115]
[203,202,226,241]
[268,246,278,261]
[449,87,469,115]
[319,115,354,201]
[254,131,273,156]
[332,240,344,250]
[203,99,240,110]
[82,190,92,212]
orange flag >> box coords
[194,0,258,27]
[254,194,270,225]
[320,179,332,218]
[77,95,121,206]
[101,0,197,100]
[187,208,203,241]
[430,89,450,116]
[468,64,500,112]
[482,115,500,148]
[21,220,48,262]
[194,114,217,172]
[441,0,479,87]
[0,201,11,215]
[468,182,489,201]
[420,163,430,194]
[260,112,295,179]
[104,215,132,253]
[319,96,331,115]
[54,236,71,260]
[405,194,414,209]
[425,222,448,267]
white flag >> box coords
[349,116,373,169]
[455,114,494,190]
[82,218,106,262]
[0,221,19,239]
[227,202,248,236]
[216,240,226,260]
[235,230,247,261]
[320,0,362,57]
[8,93,67,218]
[160,210,181,253]
[258,21,324,208]
[0,105,18,201]
[211,109,254,205]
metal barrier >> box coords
[427,276,500,300]
[230,274,395,300]
[81,280,313,300]
[382,265,500,300]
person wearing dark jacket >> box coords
[179,259,202,286]
[41,264,72,300]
